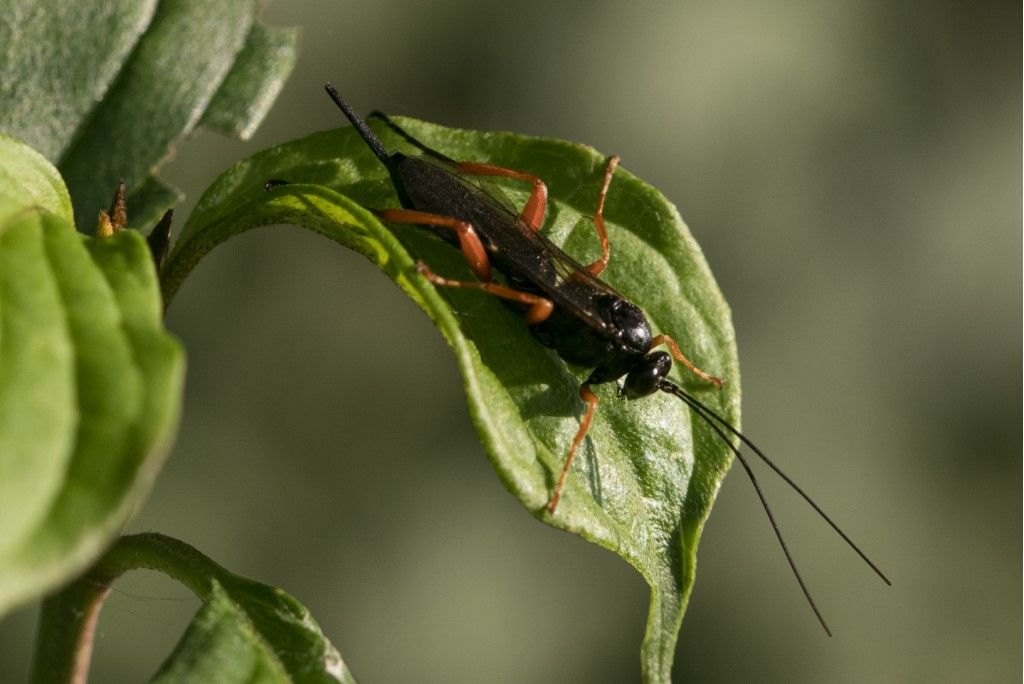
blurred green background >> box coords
[1,0,1019,681]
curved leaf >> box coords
[0,133,73,224]
[164,120,739,682]
[33,533,354,683]
[0,0,297,231]
[200,22,300,140]
[149,543,356,684]
[0,187,184,616]
[150,583,294,684]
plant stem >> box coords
[30,533,232,684]
[32,578,110,684]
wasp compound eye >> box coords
[622,351,671,399]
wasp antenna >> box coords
[659,379,891,586]
[659,379,832,636]
[323,83,391,165]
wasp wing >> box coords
[391,153,626,337]
[439,158,627,335]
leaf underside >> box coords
[164,118,740,682]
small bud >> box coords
[108,179,128,230]
[96,211,114,238]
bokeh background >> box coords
[1,0,1019,681]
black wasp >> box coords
[317,83,889,635]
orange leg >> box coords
[651,334,725,387]
[456,161,549,231]
[547,385,599,514]
[376,208,492,282]
[585,155,619,277]
[414,262,554,325]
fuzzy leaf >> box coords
[0,0,159,161]
[164,119,739,682]
[200,22,299,140]
[0,0,297,231]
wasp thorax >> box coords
[608,299,653,353]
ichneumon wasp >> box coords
[319,83,889,635]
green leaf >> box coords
[164,119,740,682]
[200,22,300,140]
[0,0,159,161]
[33,533,354,683]
[0,186,185,616]
[0,133,73,224]
[152,572,355,684]
[0,0,297,231]
[126,175,185,234]
[150,583,293,684]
